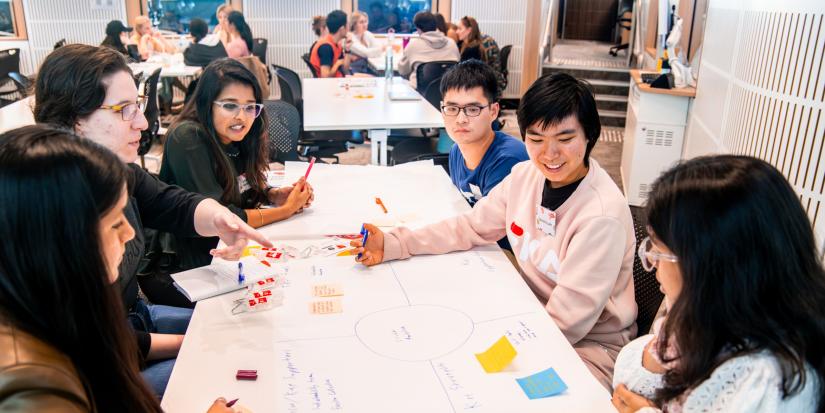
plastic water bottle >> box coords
[385,28,395,82]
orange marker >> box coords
[375,197,388,214]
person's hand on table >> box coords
[612,384,657,413]
[209,209,273,260]
[282,178,312,214]
[350,223,385,266]
[206,397,235,413]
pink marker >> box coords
[304,157,316,180]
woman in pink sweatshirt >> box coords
[353,73,637,389]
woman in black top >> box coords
[160,59,313,272]
[32,44,271,397]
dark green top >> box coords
[159,120,264,269]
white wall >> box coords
[683,0,825,255]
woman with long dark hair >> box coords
[160,58,312,272]
[612,155,825,412]
[33,44,271,396]
[224,11,253,58]
[0,125,232,412]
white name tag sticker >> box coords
[535,205,556,237]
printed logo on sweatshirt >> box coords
[508,221,561,282]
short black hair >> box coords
[517,72,600,166]
[439,59,499,103]
[413,11,437,33]
[189,18,208,42]
[326,10,348,34]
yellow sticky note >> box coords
[312,283,344,297]
[309,298,343,314]
[241,245,261,258]
[475,336,517,373]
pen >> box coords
[304,156,316,180]
[375,197,388,214]
[226,398,239,407]
[238,262,244,285]
[357,224,369,260]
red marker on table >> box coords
[226,398,239,407]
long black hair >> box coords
[172,58,268,206]
[646,155,825,411]
[0,125,162,412]
[34,44,132,129]
[101,33,127,55]
[227,11,253,53]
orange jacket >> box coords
[309,34,344,78]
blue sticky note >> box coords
[516,367,568,399]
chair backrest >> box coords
[414,60,456,95]
[252,38,268,65]
[272,64,303,113]
[54,38,67,50]
[0,49,21,81]
[8,72,31,96]
[422,78,443,110]
[126,44,142,62]
[300,53,317,78]
[499,45,512,79]
[263,100,301,163]
[412,153,450,175]
[139,68,162,157]
[630,205,664,337]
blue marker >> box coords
[238,262,245,285]
[357,224,369,260]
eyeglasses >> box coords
[213,101,264,118]
[440,103,491,117]
[99,95,148,121]
[637,236,679,272]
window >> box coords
[356,0,433,35]
[0,0,24,39]
[147,0,227,34]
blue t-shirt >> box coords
[448,131,529,205]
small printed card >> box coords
[312,283,344,297]
[309,298,343,314]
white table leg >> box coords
[369,129,389,166]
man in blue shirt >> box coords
[442,59,529,206]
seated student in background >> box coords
[435,13,459,43]
[398,11,460,89]
[352,73,636,389]
[0,125,234,413]
[131,15,176,60]
[611,155,825,413]
[101,20,135,58]
[441,59,527,206]
[455,16,506,92]
[213,4,234,46]
[184,18,227,67]
[310,10,351,78]
[310,15,327,54]
[348,11,385,75]
[160,59,313,274]
[33,44,271,395]
[224,11,253,58]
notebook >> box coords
[171,258,281,302]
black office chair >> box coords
[138,68,162,169]
[414,60,456,95]
[301,53,317,78]
[7,72,32,97]
[412,153,450,176]
[609,0,634,56]
[0,48,23,106]
[630,205,664,337]
[272,64,303,112]
[252,38,268,65]
[499,45,512,88]
[390,136,438,166]
[263,100,301,163]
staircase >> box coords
[541,65,630,128]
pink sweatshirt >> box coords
[384,160,637,348]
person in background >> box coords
[352,73,636,390]
[183,18,227,68]
[213,4,233,46]
[611,155,825,412]
[434,13,458,42]
[33,44,272,396]
[0,125,234,413]
[224,10,253,58]
[397,11,459,89]
[456,16,506,92]
[101,20,135,58]
[159,59,313,276]
[368,1,390,33]
[309,10,351,78]
[348,11,385,75]
[131,15,176,60]
[310,15,328,54]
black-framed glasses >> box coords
[99,95,148,121]
[213,101,264,118]
[440,103,491,117]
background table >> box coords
[160,162,616,413]
[302,77,443,166]
[0,95,34,134]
